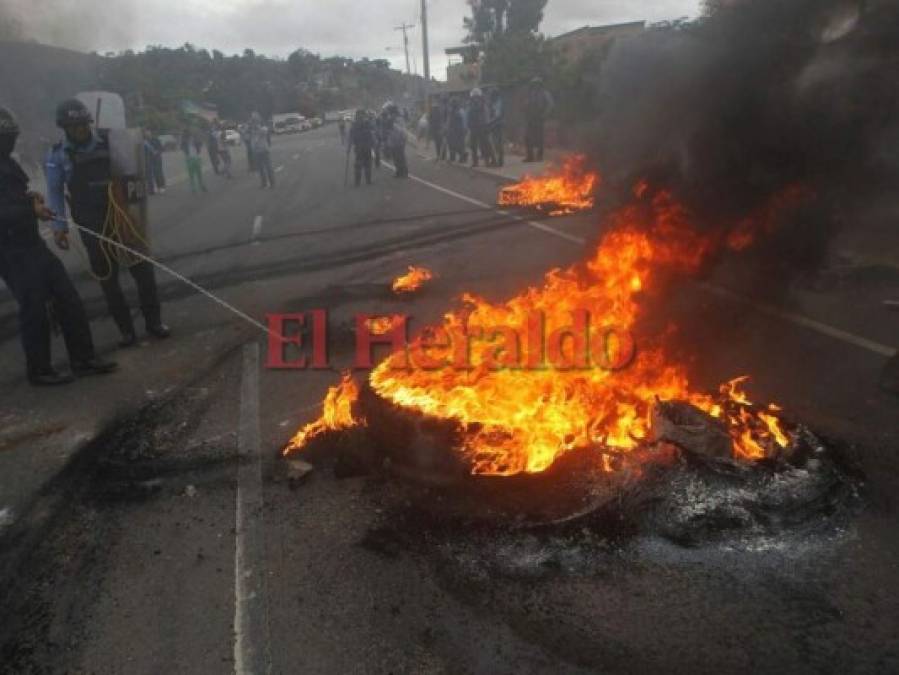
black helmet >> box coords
[0,106,19,136]
[56,98,93,128]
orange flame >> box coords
[366,315,405,335]
[283,373,362,455]
[365,188,794,474]
[285,158,808,476]
[392,266,434,294]
[499,154,599,215]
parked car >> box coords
[272,113,305,134]
[309,117,323,128]
[223,129,241,146]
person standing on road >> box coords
[447,97,467,164]
[206,125,222,175]
[249,113,276,189]
[417,111,429,147]
[488,88,505,168]
[218,128,233,180]
[372,113,381,168]
[377,105,395,165]
[467,88,495,168]
[524,76,554,163]
[385,104,409,179]
[240,123,256,173]
[428,97,446,161]
[143,130,161,196]
[0,106,118,385]
[149,131,166,193]
[181,129,208,194]
[348,109,374,187]
[46,99,171,347]
[338,116,348,146]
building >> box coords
[551,21,646,65]
[443,45,482,93]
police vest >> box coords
[65,131,112,226]
[0,157,42,249]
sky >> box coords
[5,0,702,80]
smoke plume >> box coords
[0,0,135,53]
[585,0,899,278]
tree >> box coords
[507,0,547,34]
[94,43,422,128]
[469,0,550,84]
[481,31,552,84]
[464,0,545,43]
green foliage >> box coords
[463,0,547,44]
[481,32,552,84]
[467,0,551,85]
[95,44,420,132]
[507,0,548,33]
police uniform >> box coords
[348,113,375,187]
[0,108,115,385]
[46,124,165,341]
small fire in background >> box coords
[499,154,599,216]
[392,266,435,295]
[283,374,362,454]
[365,315,405,335]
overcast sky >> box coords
[8,0,702,79]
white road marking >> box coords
[275,165,285,173]
[383,161,585,245]
[697,283,896,359]
[394,162,896,359]
[292,153,300,160]
[251,215,263,241]
[234,343,272,675]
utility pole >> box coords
[395,22,414,75]
[420,0,431,97]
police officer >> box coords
[348,109,374,187]
[46,99,170,347]
[0,106,117,385]
[524,77,554,163]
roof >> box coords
[445,45,479,56]
[552,21,646,42]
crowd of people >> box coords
[167,112,277,194]
[424,77,554,169]
[345,101,410,187]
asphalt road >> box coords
[1,126,897,674]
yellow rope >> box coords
[78,182,151,282]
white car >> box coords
[224,129,241,146]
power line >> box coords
[394,22,414,75]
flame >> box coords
[285,158,808,476]
[282,373,362,455]
[366,315,405,335]
[392,266,434,294]
[499,154,599,215]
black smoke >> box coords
[0,1,136,53]
[583,0,899,280]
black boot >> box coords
[147,322,172,339]
[72,357,119,378]
[29,369,75,387]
